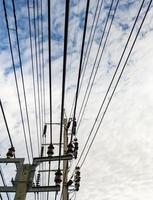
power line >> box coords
[78,0,152,169]
[76,0,116,131]
[32,0,42,147]
[78,0,104,95]
[26,0,40,156]
[0,100,14,148]
[3,0,30,163]
[69,0,101,118]
[36,0,44,135]
[58,0,70,170]
[72,0,90,124]
[40,0,46,124]
[12,0,34,159]
[48,0,53,144]
[69,0,149,179]
[47,0,53,199]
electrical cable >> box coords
[36,0,44,135]
[78,0,104,96]
[32,0,42,146]
[76,0,117,131]
[40,0,46,124]
[69,0,150,179]
[72,0,90,126]
[3,0,30,163]
[69,0,104,119]
[48,0,53,144]
[78,0,152,169]
[58,0,70,170]
[0,100,14,148]
[26,0,40,156]
[12,0,34,159]
[46,0,53,199]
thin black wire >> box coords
[40,0,46,124]
[0,194,2,200]
[36,0,44,135]
[3,0,30,163]
[58,0,70,170]
[36,2,44,198]
[40,0,46,198]
[69,0,101,118]
[0,166,10,200]
[55,191,58,200]
[26,0,40,156]
[69,0,149,179]
[12,0,34,159]
[48,0,53,144]
[79,0,152,168]
[76,0,116,131]
[72,0,90,124]
[47,1,53,199]
[33,0,42,147]
[0,100,13,148]
[78,0,104,96]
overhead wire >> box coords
[2,0,30,163]
[73,0,151,171]
[40,0,46,197]
[46,0,53,199]
[32,0,42,147]
[76,0,116,131]
[69,0,103,118]
[36,0,44,135]
[26,0,40,155]
[12,0,34,159]
[48,0,53,145]
[78,0,104,95]
[36,2,45,199]
[72,0,90,127]
[0,100,14,148]
[40,0,46,124]
[57,2,70,194]
[58,0,70,170]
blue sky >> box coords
[1,0,153,199]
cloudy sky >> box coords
[0,0,153,199]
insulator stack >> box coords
[6,147,15,158]
[67,142,74,156]
[73,138,78,159]
[36,173,40,187]
[47,143,54,157]
[54,169,62,186]
[67,179,73,187]
[74,166,81,191]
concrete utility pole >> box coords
[63,119,69,200]
[14,164,31,200]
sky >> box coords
[0,0,153,199]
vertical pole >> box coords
[14,164,31,200]
[63,119,69,200]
